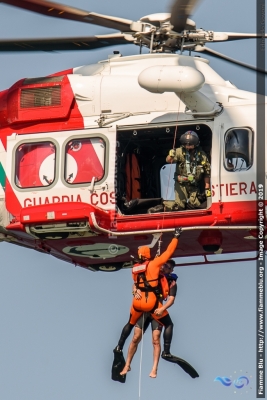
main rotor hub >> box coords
[133,14,210,53]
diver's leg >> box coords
[116,321,135,352]
[112,318,134,382]
[120,326,142,375]
[112,310,142,382]
[151,314,199,379]
[115,308,142,351]
[149,322,162,378]
[154,314,174,355]
[120,313,151,375]
[156,314,199,378]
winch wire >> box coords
[158,99,181,236]
[138,313,145,400]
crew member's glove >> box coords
[205,188,211,198]
[173,227,182,238]
[169,149,175,158]
[197,192,206,203]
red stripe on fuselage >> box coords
[0,73,84,137]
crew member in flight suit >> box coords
[164,131,211,211]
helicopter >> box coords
[0,0,266,272]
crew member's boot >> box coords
[147,204,164,213]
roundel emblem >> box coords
[63,243,129,259]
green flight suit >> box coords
[163,146,211,210]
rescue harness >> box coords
[132,261,169,300]
[175,147,207,185]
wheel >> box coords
[93,262,124,272]
[37,232,69,240]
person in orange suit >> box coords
[113,228,182,376]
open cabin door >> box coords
[116,121,213,216]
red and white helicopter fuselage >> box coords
[0,53,266,271]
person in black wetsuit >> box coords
[111,232,181,383]
[112,246,199,381]
[113,232,181,364]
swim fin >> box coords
[161,352,199,379]
[111,347,126,383]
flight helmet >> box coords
[180,131,200,148]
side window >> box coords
[15,142,56,188]
[64,138,105,184]
[224,128,253,172]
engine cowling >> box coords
[138,65,222,115]
[138,65,205,94]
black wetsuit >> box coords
[135,279,177,331]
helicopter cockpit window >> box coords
[224,128,253,172]
[64,138,105,184]
[15,142,56,188]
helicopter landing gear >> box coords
[91,262,124,272]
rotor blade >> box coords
[0,0,135,32]
[0,33,134,52]
[194,45,267,74]
[170,0,201,32]
[212,32,267,42]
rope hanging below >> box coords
[138,313,145,400]
[158,97,181,232]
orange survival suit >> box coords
[130,237,178,323]
[115,234,179,353]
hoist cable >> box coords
[158,98,181,245]
[138,313,145,400]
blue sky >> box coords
[0,1,265,399]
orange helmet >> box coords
[138,246,151,259]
